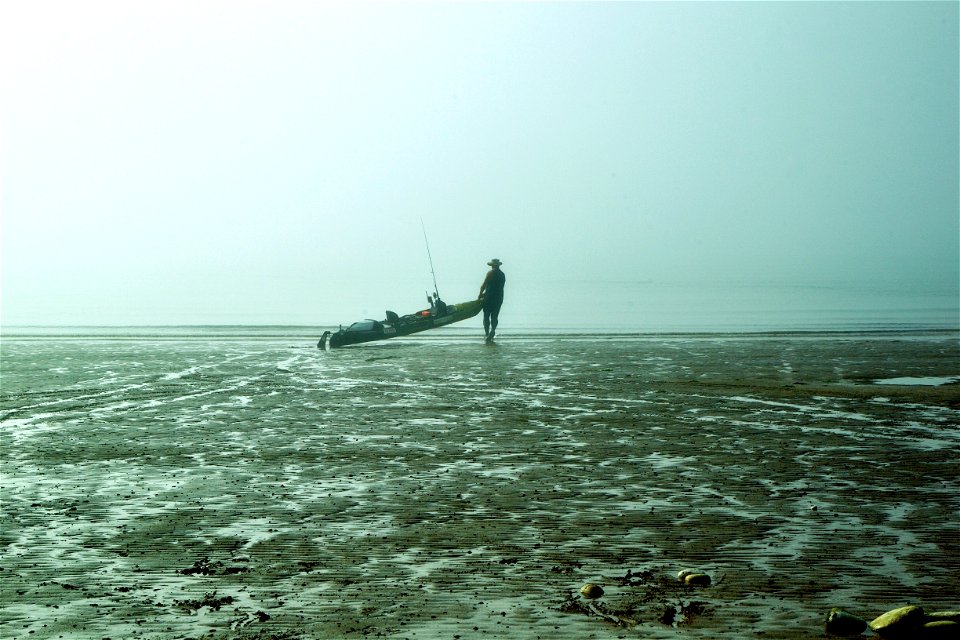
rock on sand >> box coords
[825,608,867,636]
[869,605,925,639]
[921,620,960,640]
[684,573,712,587]
[579,583,604,599]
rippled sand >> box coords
[2,332,958,638]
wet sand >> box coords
[1,331,958,638]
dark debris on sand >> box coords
[174,591,235,613]
[559,567,710,629]
[178,557,250,576]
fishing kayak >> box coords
[318,298,482,349]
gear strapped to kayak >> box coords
[318,297,482,349]
[318,224,482,349]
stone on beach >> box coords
[826,607,959,639]
[825,607,868,636]
[579,583,604,599]
[684,573,711,587]
[869,605,925,638]
[677,568,712,585]
[921,620,959,639]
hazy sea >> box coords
[2,282,959,638]
[6,278,957,334]
[508,280,959,332]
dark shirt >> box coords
[481,268,506,303]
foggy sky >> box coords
[2,1,957,326]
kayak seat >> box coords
[385,310,399,323]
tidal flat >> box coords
[1,331,958,639]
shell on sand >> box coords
[868,605,924,637]
[684,573,711,587]
[677,569,697,581]
[579,583,604,599]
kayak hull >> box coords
[319,299,482,349]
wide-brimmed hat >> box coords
[487,258,503,267]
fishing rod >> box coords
[420,218,441,301]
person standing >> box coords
[478,258,506,342]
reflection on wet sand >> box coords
[1,333,958,638]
